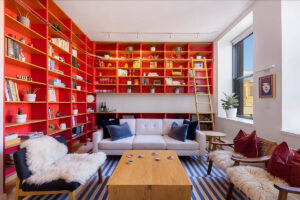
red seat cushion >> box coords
[266,142,300,187]
[233,130,261,158]
[287,149,300,187]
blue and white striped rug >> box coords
[25,153,248,200]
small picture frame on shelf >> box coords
[259,74,275,98]
[153,80,161,85]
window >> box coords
[233,33,253,119]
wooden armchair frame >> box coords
[207,137,277,175]
[226,149,300,200]
[14,167,103,200]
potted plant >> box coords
[104,52,110,59]
[16,6,30,27]
[196,53,202,60]
[127,85,132,93]
[174,87,180,94]
[15,108,26,123]
[221,92,239,118]
[150,45,156,52]
[150,86,155,93]
[24,86,39,102]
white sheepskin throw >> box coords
[208,150,244,170]
[25,152,106,185]
[227,166,300,200]
[20,136,68,173]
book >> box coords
[5,80,11,101]
[14,82,20,101]
[8,80,16,101]
[19,132,44,140]
[5,133,18,141]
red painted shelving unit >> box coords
[2,0,97,190]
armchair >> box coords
[207,137,277,175]
[13,136,106,200]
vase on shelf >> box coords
[25,94,36,102]
[17,16,30,27]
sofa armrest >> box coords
[93,129,104,153]
[195,130,206,156]
[274,184,300,195]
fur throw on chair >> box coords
[227,166,299,200]
[208,150,243,170]
[21,136,106,185]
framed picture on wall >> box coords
[259,74,276,98]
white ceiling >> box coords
[54,0,253,42]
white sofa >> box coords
[93,119,206,158]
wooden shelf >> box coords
[49,101,70,104]
[5,56,46,71]
[5,119,46,128]
[6,35,46,55]
[49,41,70,55]
[48,115,71,121]
[49,55,71,67]
[48,128,71,136]
[5,76,46,86]
[48,70,71,78]
[5,14,46,39]
[5,101,46,103]
[49,85,71,90]
[5,138,21,149]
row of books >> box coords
[48,44,55,57]
[49,38,69,52]
[5,37,23,60]
[5,80,20,102]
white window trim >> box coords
[232,26,253,45]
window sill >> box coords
[281,129,300,138]
[217,116,254,125]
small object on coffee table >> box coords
[126,154,134,158]
[168,156,174,160]
[127,160,133,165]
[138,155,144,158]
[152,152,158,155]
[155,158,161,161]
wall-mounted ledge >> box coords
[281,129,300,138]
[217,116,254,125]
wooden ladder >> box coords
[191,58,215,131]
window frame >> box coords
[232,32,254,119]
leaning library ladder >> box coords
[191,58,215,131]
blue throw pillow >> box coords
[106,122,133,141]
[183,119,198,140]
[100,119,120,139]
[168,122,189,142]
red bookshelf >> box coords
[94,42,213,95]
[3,0,97,190]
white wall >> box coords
[214,0,300,149]
[97,94,210,113]
[0,0,5,198]
[281,1,300,133]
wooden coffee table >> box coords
[107,150,192,200]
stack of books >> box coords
[50,38,69,52]
[5,37,23,60]
[5,80,20,102]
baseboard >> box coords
[0,193,7,200]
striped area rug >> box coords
[25,153,248,200]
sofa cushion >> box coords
[163,135,199,150]
[133,135,166,149]
[183,119,198,140]
[106,122,133,141]
[14,148,32,180]
[100,119,120,139]
[136,119,163,135]
[162,119,184,135]
[99,136,134,150]
[168,122,189,142]
[120,119,136,135]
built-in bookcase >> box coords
[94,42,213,95]
[3,0,97,189]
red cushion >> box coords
[287,149,300,187]
[266,142,299,186]
[233,130,260,158]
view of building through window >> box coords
[233,34,253,118]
